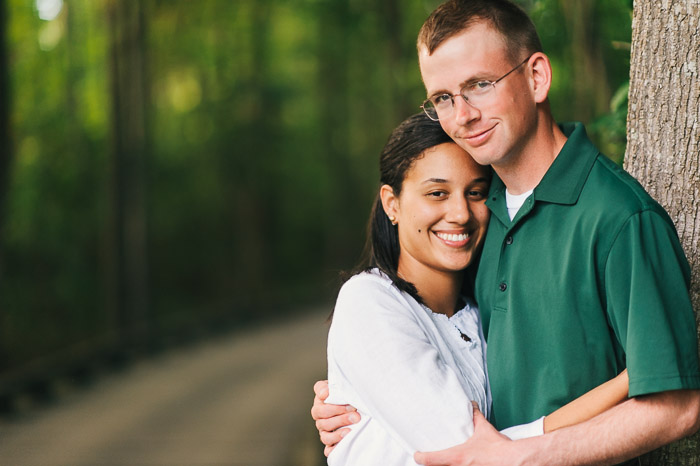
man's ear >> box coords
[380,184,399,222]
[528,52,552,104]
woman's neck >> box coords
[397,262,463,317]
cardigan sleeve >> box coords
[326,274,475,453]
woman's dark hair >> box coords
[351,112,481,303]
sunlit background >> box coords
[0,0,631,464]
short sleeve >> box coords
[604,210,700,396]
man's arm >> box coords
[415,389,700,466]
[313,369,629,455]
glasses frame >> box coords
[420,55,532,121]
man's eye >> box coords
[432,94,452,107]
[465,81,492,95]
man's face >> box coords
[418,22,537,168]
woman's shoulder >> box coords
[340,268,396,295]
[334,268,413,317]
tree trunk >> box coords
[0,0,10,371]
[558,0,611,122]
[316,0,357,270]
[107,0,151,350]
[625,1,700,464]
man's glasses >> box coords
[420,56,531,121]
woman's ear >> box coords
[528,52,552,104]
[380,184,399,224]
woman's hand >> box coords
[311,380,361,456]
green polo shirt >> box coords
[476,122,700,430]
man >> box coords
[312,1,700,464]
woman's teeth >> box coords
[436,233,469,242]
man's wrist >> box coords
[511,430,557,466]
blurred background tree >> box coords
[0,0,631,376]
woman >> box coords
[322,113,627,465]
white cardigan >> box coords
[326,269,542,466]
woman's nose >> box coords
[446,196,471,224]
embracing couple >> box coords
[311,0,700,465]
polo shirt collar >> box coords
[486,122,599,217]
[534,122,599,204]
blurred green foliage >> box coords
[0,0,631,369]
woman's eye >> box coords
[427,191,447,199]
[468,190,486,199]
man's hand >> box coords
[416,390,700,466]
[414,404,521,466]
[311,380,361,456]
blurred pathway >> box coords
[0,309,330,466]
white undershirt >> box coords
[505,188,534,221]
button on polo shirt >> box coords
[475,122,700,430]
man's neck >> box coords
[494,119,567,195]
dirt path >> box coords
[0,310,330,466]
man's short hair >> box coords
[417,0,543,62]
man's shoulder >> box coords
[584,153,670,221]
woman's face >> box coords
[383,142,491,280]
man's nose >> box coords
[453,95,480,126]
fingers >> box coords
[414,449,451,466]
[310,378,361,453]
[311,380,345,422]
[471,402,487,423]
[313,379,330,400]
[315,408,360,433]
[310,379,360,429]
[311,390,355,419]
[320,426,350,450]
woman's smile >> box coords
[381,141,491,282]
[434,230,472,248]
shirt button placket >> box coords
[493,226,512,311]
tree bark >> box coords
[625,1,700,464]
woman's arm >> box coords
[501,370,629,440]
[543,369,628,432]
[326,275,479,452]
